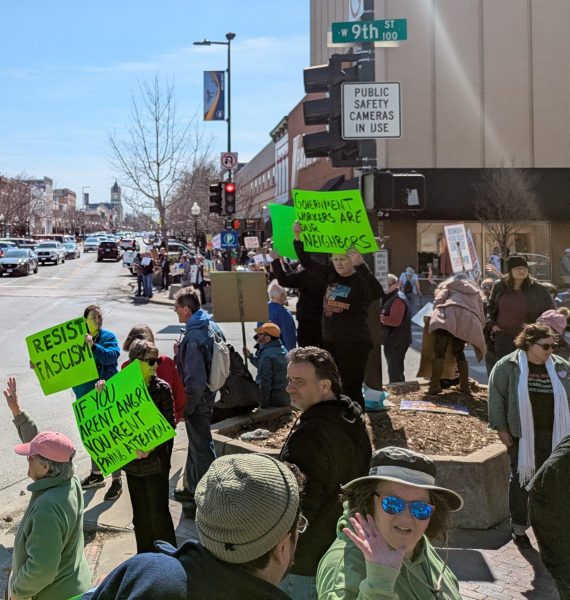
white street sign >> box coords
[220,152,238,170]
[341,82,401,139]
[374,250,389,291]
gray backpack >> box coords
[207,325,231,392]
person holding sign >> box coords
[4,377,92,600]
[293,223,384,409]
[98,339,177,554]
[73,305,122,501]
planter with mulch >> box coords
[212,383,510,529]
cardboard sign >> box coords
[444,224,473,273]
[269,204,298,260]
[210,271,269,323]
[26,317,99,395]
[400,400,469,416]
[253,253,267,265]
[72,361,176,476]
[244,236,260,250]
[411,301,433,328]
[292,189,378,254]
[141,256,151,266]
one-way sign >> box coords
[341,82,401,139]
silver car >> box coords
[36,242,66,265]
[83,237,101,253]
[63,242,81,259]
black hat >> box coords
[506,255,528,271]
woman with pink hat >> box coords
[4,377,91,600]
[537,308,570,360]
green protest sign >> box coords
[72,361,176,476]
[26,317,99,396]
[292,188,378,254]
[269,203,298,260]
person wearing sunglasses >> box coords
[317,446,463,600]
[98,339,176,554]
[488,322,570,549]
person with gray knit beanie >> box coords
[79,454,303,599]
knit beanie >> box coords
[506,255,528,271]
[195,454,299,564]
[537,310,567,336]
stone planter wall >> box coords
[211,399,510,530]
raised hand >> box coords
[3,377,22,418]
[293,221,302,240]
[346,248,364,266]
[343,512,406,570]
[94,380,106,393]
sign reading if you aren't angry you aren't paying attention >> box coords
[342,82,401,139]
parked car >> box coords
[83,236,101,253]
[0,248,39,276]
[97,241,121,262]
[517,253,551,281]
[62,242,81,259]
[36,242,66,265]
[0,241,16,258]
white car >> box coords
[36,242,66,265]
[83,237,101,253]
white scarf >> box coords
[517,351,570,486]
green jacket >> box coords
[10,412,92,600]
[316,510,461,600]
[488,350,570,437]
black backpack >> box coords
[216,345,260,409]
[403,279,413,294]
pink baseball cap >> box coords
[14,431,76,463]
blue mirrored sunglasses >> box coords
[374,493,435,521]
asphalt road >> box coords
[0,254,488,493]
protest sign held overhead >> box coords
[269,204,298,260]
[293,189,378,254]
[26,317,99,395]
[72,361,176,476]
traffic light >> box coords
[361,171,426,212]
[302,53,361,168]
[223,181,236,215]
[209,183,223,214]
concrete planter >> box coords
[211,395,510,530]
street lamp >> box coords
[191,202,201,250]
[0,213,4,237]
[26,217,31,237]
[194,32,236,154]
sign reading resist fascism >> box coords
[72,361,176,476]
[26,317,99,395]
[293,189,378,255]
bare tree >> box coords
[109,74,213,242]
[474,166,540,259]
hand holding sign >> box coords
[347,248,364,266]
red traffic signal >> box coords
[223,182,236,215]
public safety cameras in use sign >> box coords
[342,82,401,139]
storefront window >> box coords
[416,221,551,280]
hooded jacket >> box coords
[82,539,290,600]
[428,277,487,360]
[175,309,224,417]
[316,510,461,600]
[248,338,289,408]
[279,395,372,576]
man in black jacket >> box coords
[80,454,302,600]
[528,435,570,599]
[279,347,372,598]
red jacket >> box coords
[121,356,186,422]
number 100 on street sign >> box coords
[332,19,407,44]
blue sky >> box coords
[0,0,309,207]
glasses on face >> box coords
[534,342,558,351]
[374,493,435,521]
[297,514,309,534]
[141,356,162,366]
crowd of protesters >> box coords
[5,229,570,600]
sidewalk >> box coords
[0,424,559,599]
